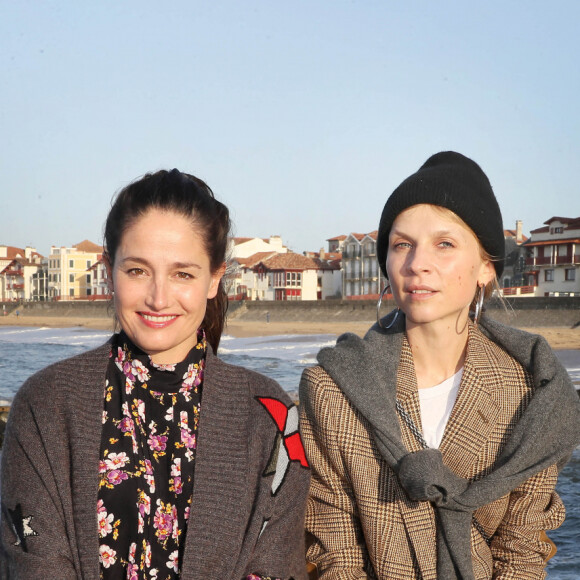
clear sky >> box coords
[1,1,578,257]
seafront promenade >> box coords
[1,297,579,350]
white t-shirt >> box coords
[418,368,463,449]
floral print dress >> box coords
[98,331,205,579]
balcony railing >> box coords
[526,255,580,266]
[501,285,536,296]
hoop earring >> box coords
[474,284,485,325]
[377,284,400,329]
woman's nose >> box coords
[406,246,431,273]
[145,278,169,310]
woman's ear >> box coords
[207,262,227,299]
[478,259,496,287]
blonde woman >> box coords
[300,152,580,579]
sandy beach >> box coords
[1,314,579,350]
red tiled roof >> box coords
[542,216,580,226]
[504,229,529,242]
[74,240,103,253]
[531,217,580,234]
[255,253,321,271]
[327,235,347,241]
[523,237,580,247]
[240,251,278,269]
[347,230,378,242]
[0,246,43,261]
[232,237,254,245]
[311,257,340,271]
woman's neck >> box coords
[405,317,469,390]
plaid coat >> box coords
[299,324,565,580]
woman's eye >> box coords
[127,268,145,276]
[438,241,454,248]
[393,241,412,249]
[176,271,194,280]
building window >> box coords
[565,268,576,281]
[69,274,75,283]
[69,259,74,268]
[87,260,92,268]
[554,227,563,234]
[69,288,75,296]
[285,272,301,287]
[544,269,554,282]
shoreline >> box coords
[1,315,579,350]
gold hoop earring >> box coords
[377,283,400,329]
[474,284,485,325]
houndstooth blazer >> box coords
[299,325,565,580]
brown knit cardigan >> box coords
[1,340,310,579]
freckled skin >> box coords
[386,204,495,330]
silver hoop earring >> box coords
[377,284,400,329]
[474,284,485,325]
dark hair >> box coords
[104,169,230,352]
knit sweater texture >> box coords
[1,340,310,580]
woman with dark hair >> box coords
[1,169,310,579]
[300,152,580,579]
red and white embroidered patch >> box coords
[257,397,309,495]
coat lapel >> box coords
[394,337,439,578]
[439,325,501,476]
[181,351,251,579]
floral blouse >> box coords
[98,331,205,579]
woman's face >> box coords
[108,208,224,364]
[386,204,495,329]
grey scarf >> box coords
[317,312,580,580]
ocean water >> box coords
[0,326,578,577]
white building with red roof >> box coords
[229,251,341,301]
[229,235,288,259]
[0,246,44,301]
[523,216,580,296]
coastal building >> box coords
[228,251,278,300]
[229,251,341,301]
[229,235,288,259]
[0,246,45,301]
[47,240,103,300]
[341,231,382,298]
[326,235,347,253]
[87,257,112,299]
[501,220,529,290]
[523,216,580,297]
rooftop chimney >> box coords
[516,220,523,244]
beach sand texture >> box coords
[1,311,579,350]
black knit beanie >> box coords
[377,151,504,279]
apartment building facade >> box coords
[47,240,103,300]
[341,231,381,298]
[524,216,580,296]
[0,246,44,301]
[88,257,112,299]
[230,252,340,301]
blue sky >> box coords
[1,1,578,256]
